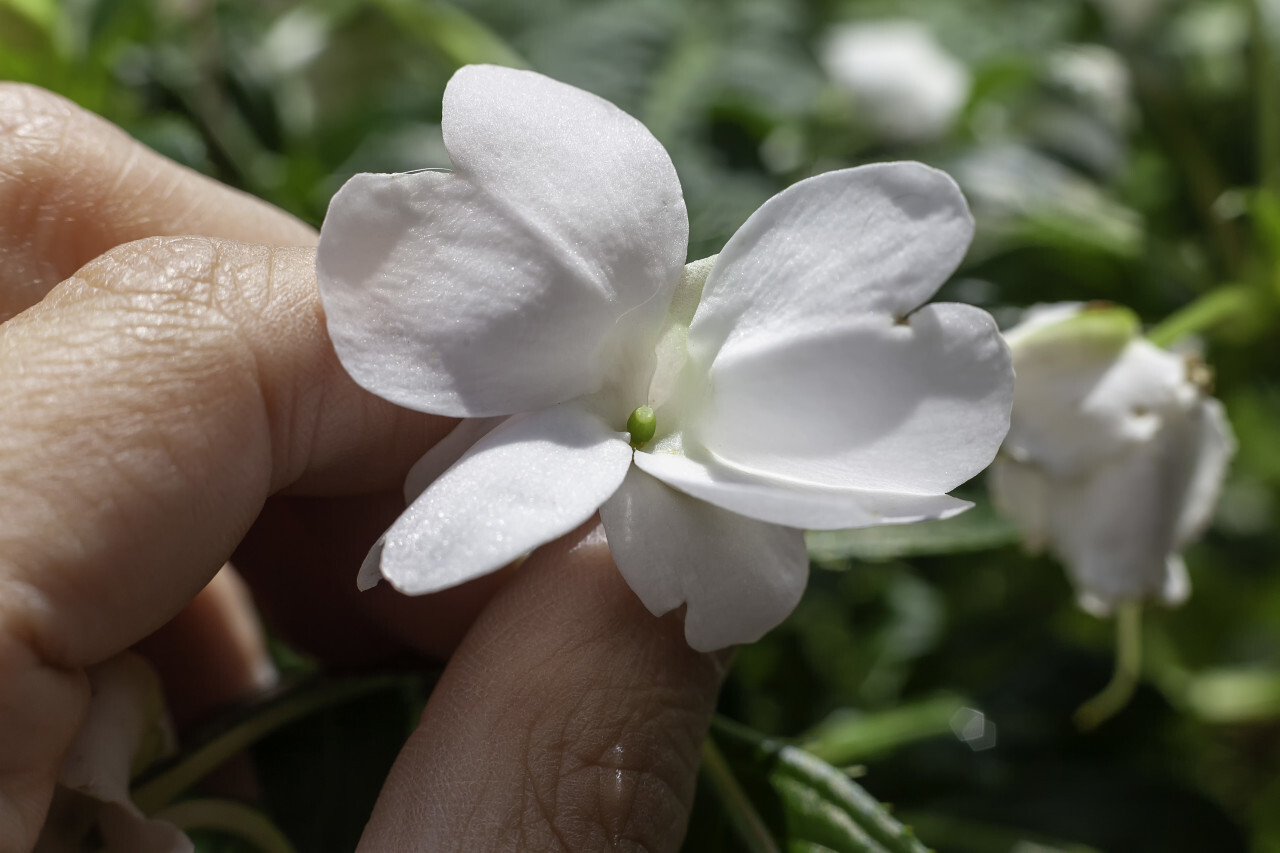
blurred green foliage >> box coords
[7,0,1280,850]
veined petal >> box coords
[688,302,1012,494]
[318,65,687,417]
[634,448,972,530]
[377,403,633,594]
[599,465,808,651]
[686,162,973,367]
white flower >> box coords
[317,65,1013,651]
[989,303,1235,615]
[819,20,970,143]
[1047,45,1133,131]
[36,653,189,853]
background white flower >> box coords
[318,64,1013,651]
[990,303,1235,615]
[819,20,971,143]
[35,654,189,853]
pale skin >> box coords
[0,84,726,851]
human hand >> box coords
[0,84,726,852]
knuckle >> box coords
[71,236,309,336]
[58,236,281,405]
[0,83,83,164]
[58,236,325,486]
[0,84,140,313]
[60,237,250,364]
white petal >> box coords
[1005,335,1192,477]
[647,255,718,410]
[634,449,971,530]
[357,535,385,591]
[44,653,191,853]
[1172,398,1235,548]
[599,465,808,651]
[358,416,508,591]
[689,302,1012,493]
[679,163,1009,493]
[378,404,633,594]
[987,456,1051,553]
[687,163,974,367]
[318,65,687,417]
[1047,438,1183,612]
[403,416,507,503]
[1162,554,1191,608]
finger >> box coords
[233,493,516,666]
[360,522,727,853]
[0,237,451,850]
[0,84,316,320]
[0,86,483,673]
[132,565,276,730]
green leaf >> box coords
[252,681,420,853]
[370,0,526,69]
[704,717,933,853]
[1184,668,1280,722]
[156,799,296,853]
[806,500,1020,563]
[0,0,55,30]
[799,695,968,767]
[132,675,420,814]
[894,812,1105,853]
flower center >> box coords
[627,405,657,449]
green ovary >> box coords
[627,405,657,448]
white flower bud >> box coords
[820,20,970,143]
[990,303,1235,614]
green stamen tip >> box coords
[627,405,656,448]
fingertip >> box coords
[360,521,725,852]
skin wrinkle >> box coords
[0,234,446,672]
[256,253,344,494]
[0,84,315,319]
[359,526,720,853]
[0,239,272,670]
[0,232,454,851]
[555,706,685,849]
[537,686,700,852]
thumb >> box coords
[359,521,727,851]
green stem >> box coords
[700,737,781,853]
[371,0,527,69]
[896,810,1105,853]
[1075,603,1144,731]
[1252,0,1280,196]
[132,675,406,814]
[1128,54,1244,275]
[800,694,966,767]
[153,799,297,853]
[1145,282,1255,347]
